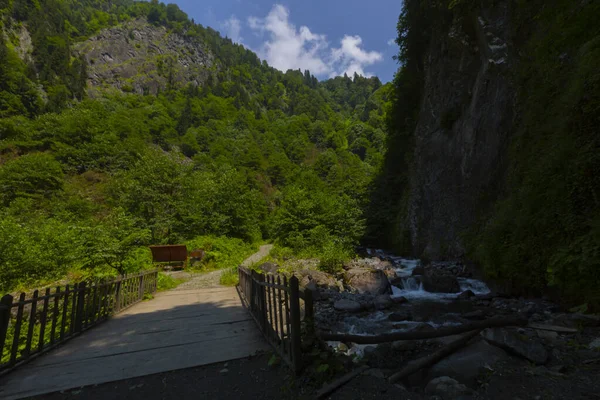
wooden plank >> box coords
[283,276,291,355]
[24,290,39,357]
[90,283,98,325]
[50,287,60,345]
[0,294,14,362]
[60,285,70,340]
[75,282,86,333]
[37,288,51,352]
[277,276,285,356]
[289,276,302,373]
[69,283,78,336]
[527,323,578,333]
[10,293,26,365]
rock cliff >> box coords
[405,2,515,259]
[76,18,213,95]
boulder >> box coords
[482,328,548,364]
[553,313,600,328]
[457,290,475,300]
[374,295,393,310]
[258,262,280,274]
[345,268,391,295]
[429,340,511,385]
[425,376,473,400]
[463,310,486,320]
[295,269,342,292]
[412,265,425,276]
[389,311,412,322]
[333,299,362,313]
[422,269,461,293]
[391,296,408,304]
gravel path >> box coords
[167,244,273,290]
[241,244,273,267]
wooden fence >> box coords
[0,270,158,376]
[237,267,313,373]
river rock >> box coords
[553,313,600,328]
[389,311,412,322]
[296,269,342,292]
[429,340,511,385]
[589,338,600,350]
[425,376,473,399]
[482,328,548,364]
[458,290,475,299]
[258,262,280,274]
[333,299,362,313]
[422,269,461,293]
[345,268,391,295]
[412,265,425,276]
[374,295,393,310]
[391,295,408,304]
[463,310,486,320]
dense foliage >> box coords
[0,0,391,291]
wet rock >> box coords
[258,262,279,274]
[392,340,418,351]
[482,328,548,364]
[536,330,559,343]
[463,310,486,320]
[374,295,393,310]
[425,376,473,399]
[296,269,342,292]
[364,368,385,379]
[430,340,511,385]
[589,338,600,350]
[391,296,408,304]
[553,313,600,328]
[422,269,461,293]
[412,323,435,333]
[412,265,425,276]
[363,346,377,357]
[389,311,413,322]
[458,290,475,300]
[345,268,391,295]
[333,299,362,313]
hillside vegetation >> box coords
[0,0,390,291]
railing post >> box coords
[303,288,315,336]
[289,276,302,373]
[0,294,14,358]
[139,274,145,300]
[114,280,122,312]
[74,282,86,333]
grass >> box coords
[156,272,186,291]
[219,267,239,286]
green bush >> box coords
[185,235,258,271]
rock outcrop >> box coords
[403,2,515,259]
[344,268,391,295]
[76,18,213,96]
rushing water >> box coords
[328,250,492,354]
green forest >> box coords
[0,0,390,291]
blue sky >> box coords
[170,0,402,82]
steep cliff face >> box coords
[405,2,515,259]
[76,18,213,95]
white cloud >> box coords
[222,15,243,44]
[247,5,383,78]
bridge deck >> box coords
[0,286,269,400]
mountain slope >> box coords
[0,0,391,291]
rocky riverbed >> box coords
[259,250,600,399]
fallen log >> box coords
[319,316,527,344]
[388,329,482,383]
[527,323,578,333]
[316,365,370,399]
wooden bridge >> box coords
[0,283,269,399]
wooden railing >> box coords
[0,269,158,376]
[237,267,313,373]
